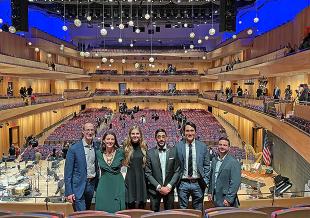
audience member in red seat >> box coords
[176,121,210,211]
[208,137,241,207]
[145,129,181,212]
[95,131,125,213]
[64,123,99,211]
[123,126,148,209]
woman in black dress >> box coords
[123,125,148,209]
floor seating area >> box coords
[21,144,63,161]
[181,109,226,144]
[45,108,112,144]
[98,109,181,148]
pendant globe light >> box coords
[100,2,107,36]
[74,0,81,27]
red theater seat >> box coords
[116,209,153,218]
[271,207,310,218]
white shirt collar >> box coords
[217,153,228,161]
[82,138,93,148]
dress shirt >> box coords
[214,153,228,188]
[183,139,199,179]
[82,138,96,178]
[156,145,172,190]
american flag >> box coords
[263,132,272,166]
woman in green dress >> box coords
[95,131,125,213]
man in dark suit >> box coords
[176,121,210,211]
[145,129,180,212]
[64,122,99,211]
[208,137,241,207]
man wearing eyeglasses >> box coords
[64,122,99,211]
[208,137,241,207]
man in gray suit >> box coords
[145,129,181,212]
[176,121,210,211]
[208,137,241,207]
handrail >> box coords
[207,48,287,75]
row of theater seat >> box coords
[45,108,112,144]
[285,115,310,134]
[123,70,198,76]
[93,89,199,96]
[181,109,226,143]
[98,109,181,148]
[0,206,309,218]
[0,95,64,111]
[21,144,62,161]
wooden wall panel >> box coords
[55,80,68,94]
[251,7,310,58]
[18,78,51,93]
[0,106,80,156]
[0,32,32,59]
[96,82,119,90]
[68,81,81,90]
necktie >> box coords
[188,143,193,177]
[158,147,166,152]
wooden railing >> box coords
[55,64,84,74]
[207,48,287,75]
[0,53,48,69]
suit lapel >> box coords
[195,141,201,166]
[181,142,186,164]
[154,149,163,183]
[165,147,171,175]
[79,141,87,171]
[217,155,229,178]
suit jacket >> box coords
[176,139,210,188]
[145,146,181,196]
[64,140,99,199]
[208,154,241,207]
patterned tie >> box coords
[188,143,193,177]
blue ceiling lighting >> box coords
[222,0,310,41]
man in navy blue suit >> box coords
[64,122,99,211]
[176,121,210,211]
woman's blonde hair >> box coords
[123,125,147,167]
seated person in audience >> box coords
[145,129,180,212]
[208,137,241,207]
[8,144,16,156]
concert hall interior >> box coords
[0,0,310,217]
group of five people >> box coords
[64,121,241,213]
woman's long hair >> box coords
[101,131,119,153]
[123,125,147,167]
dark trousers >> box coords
[73,179,96,211]
[178,180,204,211]
[126,202,146,209]
[149,193,174,212]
